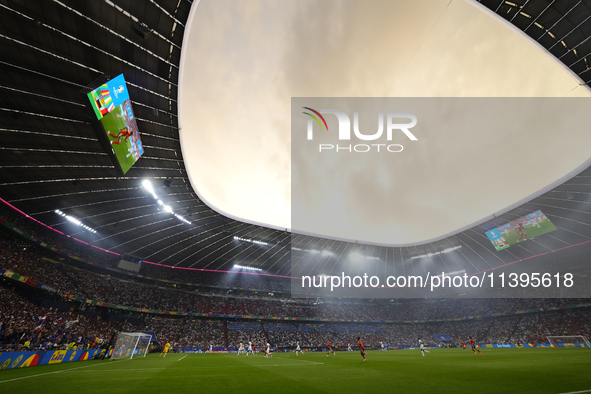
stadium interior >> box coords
[0,1,591,393]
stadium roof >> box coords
[178,0,591,245]
[1,0,591,279]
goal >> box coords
[546,335,590,348]
[111,332,153,360]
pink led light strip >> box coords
[0,197,295,279]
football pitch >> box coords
[0,348,590,394]
[502,218,558,245]
[101,105,136,174]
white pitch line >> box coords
[0,356,323,383]
[178,355,187,361]
[0,359,133,384]
[558,390,591,394]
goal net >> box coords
[111,332,153,360]
[546,336,590,348]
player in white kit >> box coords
[347,343,352,352]
[265,342,272,359]
[418,338,430,356]
[237,342,246,355]
[380,342,386,352]
[295,341,304,357]
[246,341,254,358]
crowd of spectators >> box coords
[226,322,267,347]
[2,203,591,353]
[263,323,305,346]
[1,231,590,323]
[139,263,288,293]
[2,282,590,352]
[137,318,227,349]
[285,309,591,348]
[312,298,579,322]
[0,286,121,352]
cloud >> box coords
[179,0,590,244]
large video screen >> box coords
[485,210,557,251]
[87,74,143,174]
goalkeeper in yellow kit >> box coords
[159,342,171,358]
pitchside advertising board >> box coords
[87,74,144,174]
[0,349,112,370]
[290,97,591,299]
[432,335,453,342]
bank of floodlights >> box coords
[233,236,268,246]
[233,264,263,272]
[142,180,191,225]
[54,210,97,233]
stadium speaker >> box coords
[163,177,172,187]
[132,21,152,39]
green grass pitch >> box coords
[101,105,136,174]
[0,348,589,394]
[502,218,558,245]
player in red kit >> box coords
[327,340,335,356]
[469,337,482,355]
[108,128,131,145]
[516,223,528,242]
[459,339,466,351]
[357,337,366,362]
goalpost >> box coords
[112,332,153,360]
[546,336,590,348]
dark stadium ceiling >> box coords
[1,0,591,278]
